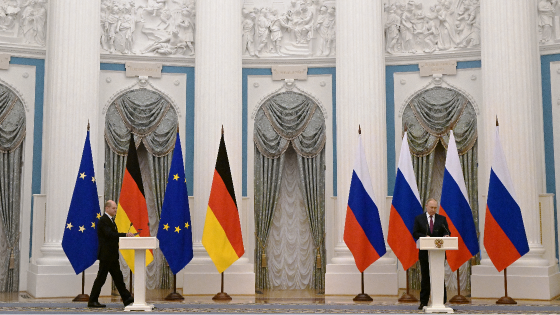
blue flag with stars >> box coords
[157,132,193,274]
[62,129,101,274]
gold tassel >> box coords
[316,250,321,268]
[261,253,267,268]
[9,249,15,270]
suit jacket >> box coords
[97,214,126,261]
[412,212,450,261]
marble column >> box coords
[184,0,254,294]
[325,0,397,295]
[27,0,104,298]
[471,0,560,299]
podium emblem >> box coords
[434,239,444,248]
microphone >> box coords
[426,223,430,237]
[133,229,142,236]
[127,222,133,233]
[443,224,450,237]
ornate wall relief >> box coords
[100,0,195,56]
[383,0,480,55]
[242,0,336,58]
[539,0,559,44]
[0,0,46,47]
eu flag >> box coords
[62,129,101,274]
[157,132,193,274]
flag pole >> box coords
[164,260,184,301]
[212,272,232,301]
[129,269,133,295]
[72,272,90,302]
[353,272,373,301]
[398,269,418,302]
[164,274,184,301]
[449,269,469,304]
[496,268,516,304]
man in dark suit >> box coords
[88,200,135,308]
[412,198,450,310]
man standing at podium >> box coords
[412,198,450,310]
[88,200,135,308]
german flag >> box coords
[202,131,244,273]
[115,134,154,273]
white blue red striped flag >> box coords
[440,130,479,271]
[388,132,423,270]
[484,124,529,271]
[344,133,386,272]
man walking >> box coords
[88,200,134,308]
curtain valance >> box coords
[254,92,326,158]
[403,87,477,156]
[105,89,177,157]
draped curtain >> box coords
[104,89,177,290]
[0,85,26,292]
[402,87,478,292]
[254,91,326,292]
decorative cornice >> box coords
[101,54,195,67]
[243,56,335,68]
[0,45,45,59]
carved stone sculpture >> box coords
[383,0,480,55]
[242,0,336,58]
[99,0,196,57]
[538,0,557,44]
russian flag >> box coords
[388,132,423,270]
[440,130,479,271]
[484,124,529,272]
[344,133,386,272]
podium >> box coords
[417,237,458,314]
[120,237,158,312]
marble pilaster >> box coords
[471,0,560,299]
[325,0,397,295]
[183,0,254,294]
[27,0,107,298]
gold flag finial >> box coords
[496,116,499,127]
[221,125,224,135]
[358,125,361,135]
[87,120,90,131]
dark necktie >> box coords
[429,215,434,234]
[111,216,117,229]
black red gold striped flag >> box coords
[202,131,244,273]
[115,134,154,272]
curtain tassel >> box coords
[316,249,321,268]
[261,253,267,268]
[9,248,15,270]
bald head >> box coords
[105,200,117,217]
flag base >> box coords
[72,294,89,302]
[449,294,470,304]
[212,292,232,301]
[353,293,373,302]
[496,296,516,304]
[164,292,184,301]
[397,293,418,303]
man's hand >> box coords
[126,232,134,237]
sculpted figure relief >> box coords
[21,0,46,46]
[242,0,336,58]
[100,0,196,56]
[383,0,479,55]
[538,0,558,44]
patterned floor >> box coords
[0,291,558,314]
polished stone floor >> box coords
[0,289,558,314]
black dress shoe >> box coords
[124,296,134,307]
[87,301,106,308]
[418,303,426,310]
